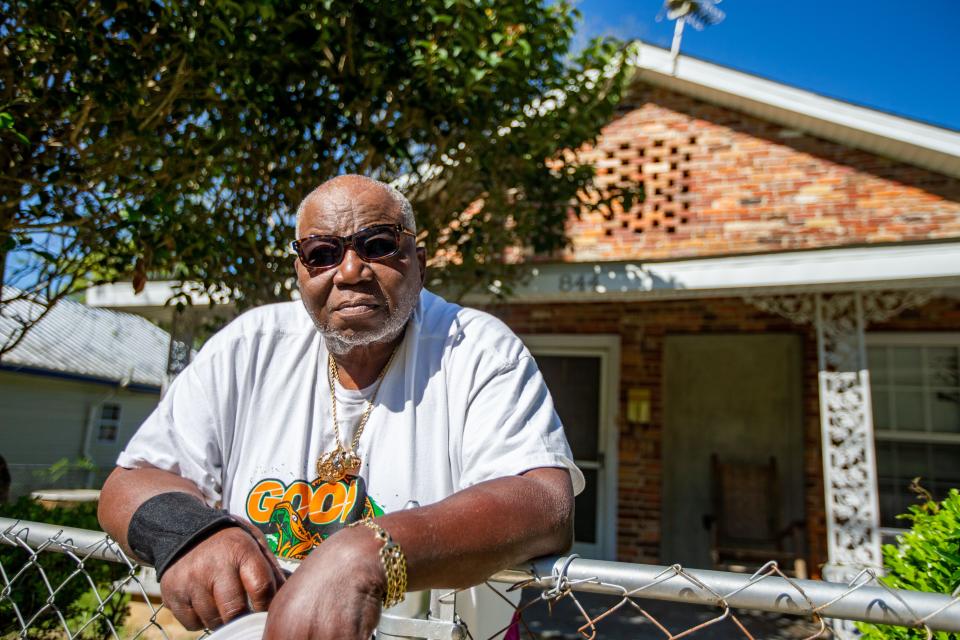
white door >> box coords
[523,335,620,559]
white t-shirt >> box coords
[118,290,583,561]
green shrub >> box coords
[857,487,960,639]
[0,496,130,638]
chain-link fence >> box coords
[0,517,193,639]
[3,516,960,639]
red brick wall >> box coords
[565,84,960,261]
[487,294,960,574]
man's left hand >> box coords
[264,526,385,640]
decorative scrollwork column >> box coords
[814,292,880,582]
[815,290,936,582]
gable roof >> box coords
[1,288,169,389]
[630,42,960,179]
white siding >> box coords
[0,370,159,496]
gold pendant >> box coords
[316,447,361,484]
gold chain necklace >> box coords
[315,347,399,484]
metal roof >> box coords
[1,287,169,388]
[631,42,960,178]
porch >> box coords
[482,241,960,581]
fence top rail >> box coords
[1,516,131,564]
[4,517,960,633]
[491,556,960,632]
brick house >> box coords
[86,42,960,582]
[470,43,960,580]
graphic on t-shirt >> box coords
[245,475,384,559]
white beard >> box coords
[317,286,420,356]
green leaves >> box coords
[857,489,960,639]
[3,0,634,343]
[0,111,31,145]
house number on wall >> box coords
[558,273,601,292]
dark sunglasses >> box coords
[291,223,416,270]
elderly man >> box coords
[98,175,582,639]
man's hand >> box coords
[97,467,286,631]
[160,522,285,630]
[264,526,384,640]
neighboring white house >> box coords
[0,290,169,498]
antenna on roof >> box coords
[658,0,726,73]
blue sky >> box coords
[574,0,960,131]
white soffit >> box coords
[631,43,960,179]
[467,242,960,304]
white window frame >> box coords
[521,334,621,560]
[96,402,123,443]
[866,332,960,533]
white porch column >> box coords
[814,292,881,582]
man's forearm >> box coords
[100,466,286,631]
[98,466,209,556]
[366,467,574,591]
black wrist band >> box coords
[127,492,238,579]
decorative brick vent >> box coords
[582,131,698,240]
[634,135,696,236]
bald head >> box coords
[295,175,416,237]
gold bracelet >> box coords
[350,518,407,608]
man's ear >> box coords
[416,247,427,287]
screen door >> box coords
[524,335,620,559]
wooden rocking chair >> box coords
[703,454,807,579]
